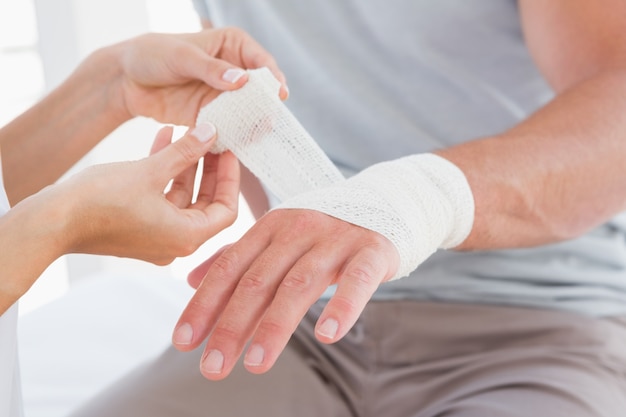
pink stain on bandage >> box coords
[196,68,344,202]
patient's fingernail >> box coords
[244,344,265,367]
[317,318,338,339]
[173,323,193,345]
[202,349,224,374]
[222,68,246,84]
[191,122,216,142]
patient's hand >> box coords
[173,208,399,380]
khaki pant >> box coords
[69,301,626,417]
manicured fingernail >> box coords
[317,318,338,339]
[173,323,193,345]
[202,349,224,374]
[222,68,246,84]
[191,122,216,142]
[244,344,265,367]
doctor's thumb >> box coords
[152,122,218,181]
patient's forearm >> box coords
[440,70,626,250]
[0,47,129,205]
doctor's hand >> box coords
[56,123,239,264]
[107,27,288,127]
[172,208,399,380]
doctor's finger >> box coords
[149,126,174,156]
[193,151,239,211]
[167,42,250,91]
[165,161,199,208]
[224,28,289,99]
[150,123,217,185]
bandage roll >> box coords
[196,67,345,202]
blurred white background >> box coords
[0,0,255,315]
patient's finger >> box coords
[316,245,393,344]
[187,244,232,289]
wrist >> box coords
[277,153,475,279]
[78,42,133,126]
[25,185,75,259]
[0,186,72,305]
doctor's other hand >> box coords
[173,208,399,380]
[53,123,239,264]
[106,27,288,127]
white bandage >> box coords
[278,154,474,279]
[196,68,344,202]
[196,68,475,280]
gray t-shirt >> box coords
[194,0,626,316]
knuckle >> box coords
[179,241,200,257]
[282,271,314,293]
[153,257,175,267]
[262,210,284,224]
[169,232,199,258]
[329,294,360,316]
[225,209,238,226]
[368,232,395,251]
[174,140,199,165]
[188,295,214,312]
[256,318,289,337]
[344,264,377,287]
[289,210,322,235]
[216,188,241,217]
[221,26,246,39]
[210,323,240,345]
[211,254,239,278]
[239,269,270,293]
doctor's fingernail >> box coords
[317,318,339,339]
[222,68,246,84]
[173,323,194,345]
[191,122,216,142]
[202,349,224,374]
[244,344,265,367]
